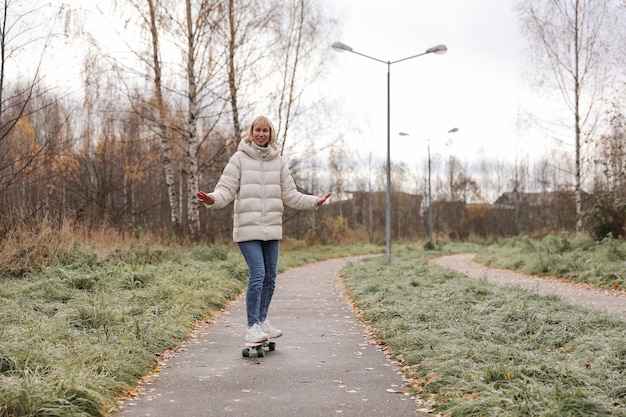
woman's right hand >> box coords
[196,191,215,205]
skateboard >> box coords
[242,340,276,357]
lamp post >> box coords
[332,41,447,263]
[399,127,458,248]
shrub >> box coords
[584,194,626,241]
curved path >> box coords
[113,257,428,417]
[432,253,626,320]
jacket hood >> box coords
[238,139,280,161]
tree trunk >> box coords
[573,1,583,233]
[147,0,182,234]
[184,0,201,240]
[226,0,241,150]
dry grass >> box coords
[341,245,626,416]
[0,216,177,278]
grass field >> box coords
[0,240,380,416]
[1,234,625,416]
[341,242,626,416]
[474,233,626,291]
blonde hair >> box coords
[246,116,278,149]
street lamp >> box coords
[399,127,458,248]
[332,41,447,263]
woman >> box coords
[197,116,331,343]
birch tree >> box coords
[267,0,334,155]
[175,0,223,240]
[117,0,184,234]
[517,0,618,232]
[144,0,182,233]
[218,0,271,148]
[111,0,226,239]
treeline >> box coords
[0,0,337,242]
[1,1,626,247]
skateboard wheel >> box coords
[268,342,276,351]
[242,348,250,357]
[256,346,265,357]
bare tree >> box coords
[113,0,185,234]
[327,135,357,202]
[445,156,480,203]
[0,0,83,242]
[517,0,619,232]
[217,0,271,147]
[595,101,626,196]
[144,0,182,233]
[177,0,220,239]
[0,1,60,197]
[118,0,225,240]
[267,0,335,154]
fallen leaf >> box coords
[386,389,406,394]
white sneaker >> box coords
[245,323,269,343]
[260,320,283,338]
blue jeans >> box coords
[237,240,280,328]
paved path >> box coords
[114,257,425,417]
[432,253,626,320]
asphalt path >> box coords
[114,257,426,417]
[432,253,626,319]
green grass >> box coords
[3,236,625,416]
[0,240,381,416]
[474,233,626,290]
[341,245,626,416]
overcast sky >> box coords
[324,0,548,169]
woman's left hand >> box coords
[316,192,331,207]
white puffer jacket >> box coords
[207,139,319,242]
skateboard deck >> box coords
[242,339,277,357]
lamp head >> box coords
[448,127,459,133]
[332,41,353,53]
[426,44,447,55]
[398,132,410,137]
